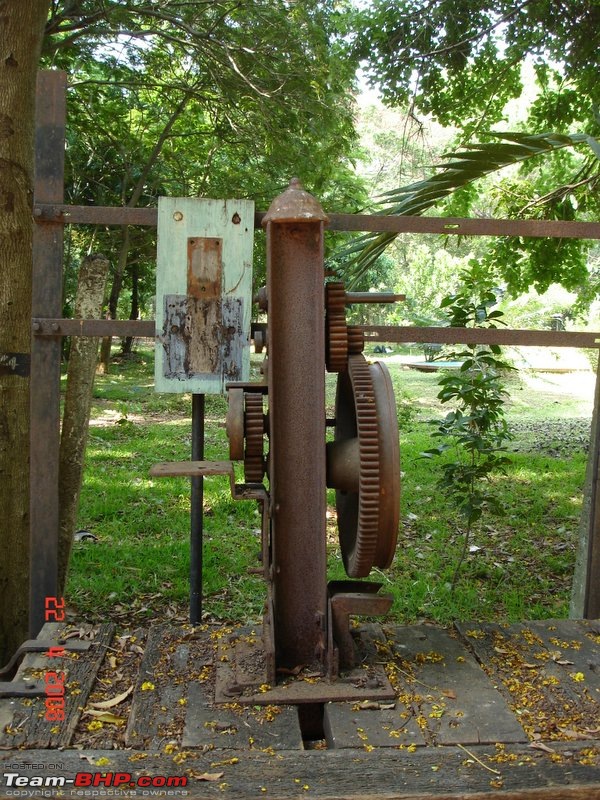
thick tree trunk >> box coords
[58,253,110,594]
[0,2,51,664]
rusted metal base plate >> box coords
[214,626,395,705]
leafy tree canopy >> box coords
[344,1,600,305]
[42,1,367,311]
[351,0,600,137]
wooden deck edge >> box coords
[1,744,599,799]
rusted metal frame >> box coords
[577,358,600,619]
[190,394,204,626]
[360,325,600,349]
[32,318,156,337]
[32,318,600,349]
[33,202,600,241]
[263,182,329,672]
[326,213,600,239]
[29,70,67,637]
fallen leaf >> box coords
[557,727,591,740]
[197,772,224,782]
[89,686,133,709]
[442,689,457,700]
[529,742,555,753]
[277,665,303,676]
[357,700,382,710]
[84,710,125,725]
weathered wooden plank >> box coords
[0,622,113,749]
[526,619,600,699]
[125,624,212,749]
[183,682,303,750]
[324,699,425,749]
[385,625,527,746]
[456,621,600,743]
[0,743,599,798]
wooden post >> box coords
[571,358,600,618]
[29,70,67,636]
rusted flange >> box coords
[262,178,329,226]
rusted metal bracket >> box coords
[329,581,393,670]
[0,638,92,679]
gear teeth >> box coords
[343,354,381,577]
[347,326,365,354]
[244,392,266,483]
[325,282,348,372]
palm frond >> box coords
[338,131,600,289]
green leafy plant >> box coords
[423,270,514,587]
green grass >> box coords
[66,346,592,627]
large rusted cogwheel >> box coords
[325,282,349,372]
[328,354,400,578]
[244,391,266,483]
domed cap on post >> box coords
[262,178,329,226]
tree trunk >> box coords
[99,225,129,372]
[58,253,110,594]
[122,261,139,355]
[0,3,51,665]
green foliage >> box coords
[339,131,600,291]
[353,1,600,136]
[346,1,600,304]
[422,272,513,583]
[43,1,366,318]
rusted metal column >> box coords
[262,179,328,670]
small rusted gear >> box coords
[347,326,365,354]
[332,353,400,578]
[325,281,348,372]
[244,392,266,483]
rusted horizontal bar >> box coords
[33,204,158,226]
[345,292,405,304]
[360,325,600,348]
[32,318,600,348]
[33,203,600,240]
[328,214,600,240]
[32,318,156,337]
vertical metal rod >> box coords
[29,70,67,636]
[262,179,329,670]
[190,393,205,625]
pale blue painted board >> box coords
[155,197,254,394]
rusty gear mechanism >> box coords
[327,353,400,578]
[226,388,267,483]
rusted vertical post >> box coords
[29,70,67,636]
[262,179,329,670]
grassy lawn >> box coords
[66,344,594,627]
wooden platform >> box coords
[1,619,599,799]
